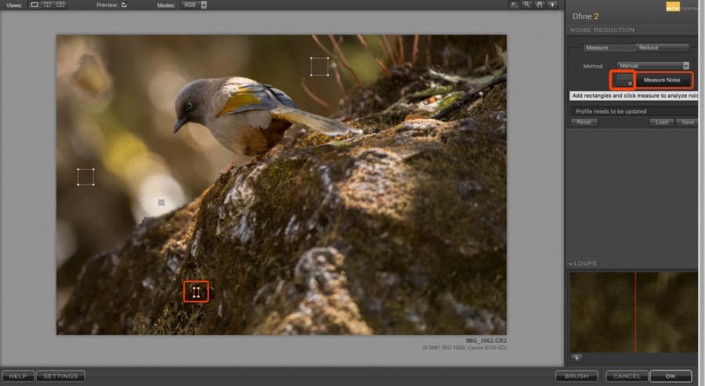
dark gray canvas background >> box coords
[0,11,564,366]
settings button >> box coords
[36,370,86,383]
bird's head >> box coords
[173,79,211,133]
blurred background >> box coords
[570,272,697,353]
[56,34,506,313]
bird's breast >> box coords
[206,110,274,155]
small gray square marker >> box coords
[309,56,330,77]
[76,168,95,187]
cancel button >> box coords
[606,370,649,383]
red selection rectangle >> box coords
[182,280,210,303]
[609,69,694,91]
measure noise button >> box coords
[636,73,693,89]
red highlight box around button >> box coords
[635,70,694,90]
[609,69,694,91]
[608,69,637,91]
[182,280,210,303]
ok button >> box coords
[650,370,692,383]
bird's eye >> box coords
[186,102,194,110]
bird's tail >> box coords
[270,106,362,136]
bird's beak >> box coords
[173,117,188,133]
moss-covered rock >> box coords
[58,70,507,335]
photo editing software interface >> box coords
[0,0,702,385]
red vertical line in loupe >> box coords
[633,272,637,353]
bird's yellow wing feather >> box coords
[217,89,265,117]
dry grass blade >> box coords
[312,34,336,58]
[300,78,331,109]
[381,35,397,66]
[328,35,347,63]
[411,35,420,66]
[333,63,346,94]
[426,35,433,66]
[397,36,405,64]
[311,34,362,86]
[375,35,391,63]
[357,35,389,73]
[328,35,362,85]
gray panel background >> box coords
[566,129,698,264]
[0,11,564,366]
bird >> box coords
[173,77,361,156]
